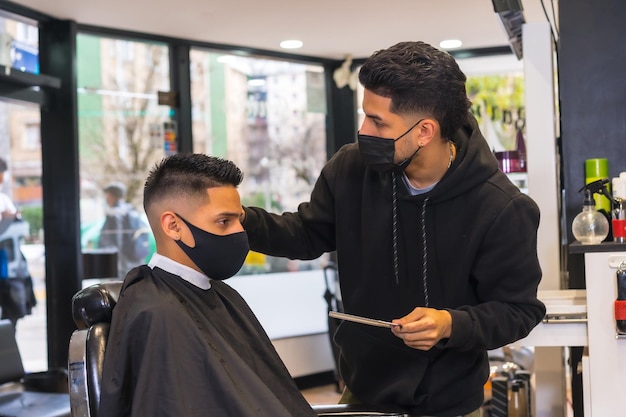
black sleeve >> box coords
[446,194,546,351]
[243,152,344,260]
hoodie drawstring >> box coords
[390,172,430,307]
[391,172,400,285]
[420,197,430,307]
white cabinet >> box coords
[576,247,626,416]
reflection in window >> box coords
[77,34,170,276]
[190,50,328,274]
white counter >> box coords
[512,289,588,347]
[228,270,336,378]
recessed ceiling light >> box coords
[280,39,303,49]
[439,39,463,49]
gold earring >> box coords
[175,234,180,240]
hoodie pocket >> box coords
[334,321,430,407]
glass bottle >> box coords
[572,188,609,244]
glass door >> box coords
[0,11,45,371]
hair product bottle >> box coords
[572,188,609,244]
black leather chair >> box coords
[0,319,71,417]
[68,281,407,417]
[68,281,121,417]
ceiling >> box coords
[9,0,557,61]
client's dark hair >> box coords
[144,153,243,211]
[359,41,471,139]
[0,157,7,173]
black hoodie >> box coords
[244,115,545,416]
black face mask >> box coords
[174,213,249,280]
[357,119,423,173]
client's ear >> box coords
[161,211,181,240]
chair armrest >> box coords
[72,281,123,329]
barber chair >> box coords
[68,281,408,417]
[68,281,121,417]
[0,319,71,417]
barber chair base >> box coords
[0,390,71,417]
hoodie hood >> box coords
[420,114,500,204]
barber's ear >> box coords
[416,118,438,145]
[161,212,181,240]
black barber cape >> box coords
[99,265,317,417]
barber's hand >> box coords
[391,307,452,350]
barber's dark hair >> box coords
[358,41,471,139]
[0,157,7,173]
[144,153,243,211]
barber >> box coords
[242,41,545,417]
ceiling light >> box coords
[280,40,303,49]
[440,39,463,49]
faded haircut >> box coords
[143,153,243,211]
[359,41,471,140]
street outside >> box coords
[13,243,48,372]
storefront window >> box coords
[77,34,170,279]
[0,12,43,373]
[0,11,39,74]
[189,49,328,273]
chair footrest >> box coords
[311,403,409,416]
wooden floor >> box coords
[301,383,342,406]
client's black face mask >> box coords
[357,119,423,173]
[174,213,249,280]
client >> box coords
[99,153,316,417]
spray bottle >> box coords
[616,262,626,335]
[612,173,626,243]
[572,179,612,244]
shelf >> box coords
[569,241,626,254]
[0,65,61,105]
[0,64,60,89]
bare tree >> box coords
[80,42,168,208]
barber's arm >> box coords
[243,167,337,260]
[446,195,545,351]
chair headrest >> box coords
[72,281,123,329]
